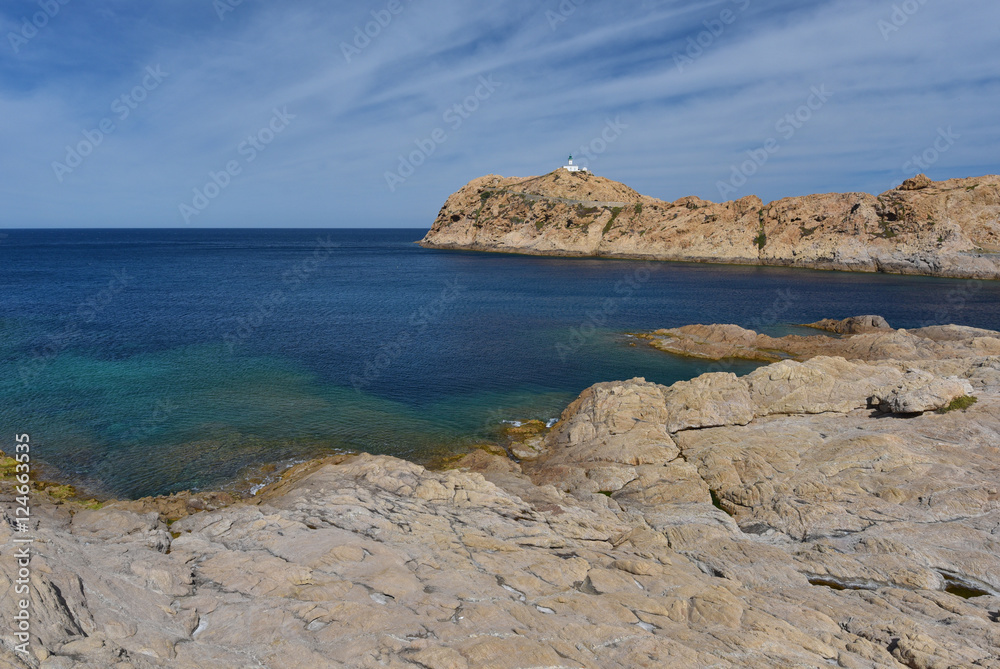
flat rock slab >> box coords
[3,324,1000,668]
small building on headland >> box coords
[563,155,589,173]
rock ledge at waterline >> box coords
[3,317,1000,668]
[420,170,1000,279]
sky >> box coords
[1,0,998,228]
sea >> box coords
[2,228,999,498]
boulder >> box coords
[899,173,933,190]
[662,372,755,432]
[805,315,892,334]
[869,370,975,414]
[747,357,905,416]
[544,378,679,466]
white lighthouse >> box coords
[563,155,588,173]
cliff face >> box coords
[420,171,1000,279]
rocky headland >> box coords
[420,171,1000,280]
[3,317,1000,668]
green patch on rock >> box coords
[45,484,77,500]
[0,455,17,478]
[603,207,622,234]
[937,395,977,413]
[754,222,767,250]
[876,220,897,238]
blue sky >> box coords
[2,0,998,228]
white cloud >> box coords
[1,0,998,226]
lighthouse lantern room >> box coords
[563,155,588,173]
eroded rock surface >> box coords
[3,323,1000,668]
[869,370,975,414]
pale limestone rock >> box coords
[547,378,679,466]
[3,322,1000,668]
[509,435,545,461]
[661,372,755,432]
[526,379,680,499]
[746,356,904,415]
[870,370,975,413]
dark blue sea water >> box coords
[2,228,999,498]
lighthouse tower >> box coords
[563,155,588,173]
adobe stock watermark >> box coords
[7,0,71,54]
[692,287,798,376]
[384,75,501,192]
[673,0,751,72]
[214,0,245,21]
[18,269,134,388]
[341,0,415,62]
[10,433,33,658]
[878,0,931,40]
[556,262,656,362]
[716,85,833,199]
[571,117,629,170]
[121,399,180,444]
[917,279,981,328]
[52,65,169,183]
[179,107,295,223]
[545,0,587,31]
[903,126,959,175]
[222,236,339,353]
[746,288,798,333]
[351,278,465,391]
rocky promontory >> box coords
[3,318,1000,668]
[420,171,1000,279]
[642,314,1000,364]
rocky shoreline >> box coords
[420,172,1000,280]
[3,317,1000,668]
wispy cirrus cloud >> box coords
[1,0,998,227]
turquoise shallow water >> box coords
[2,229,998,498]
